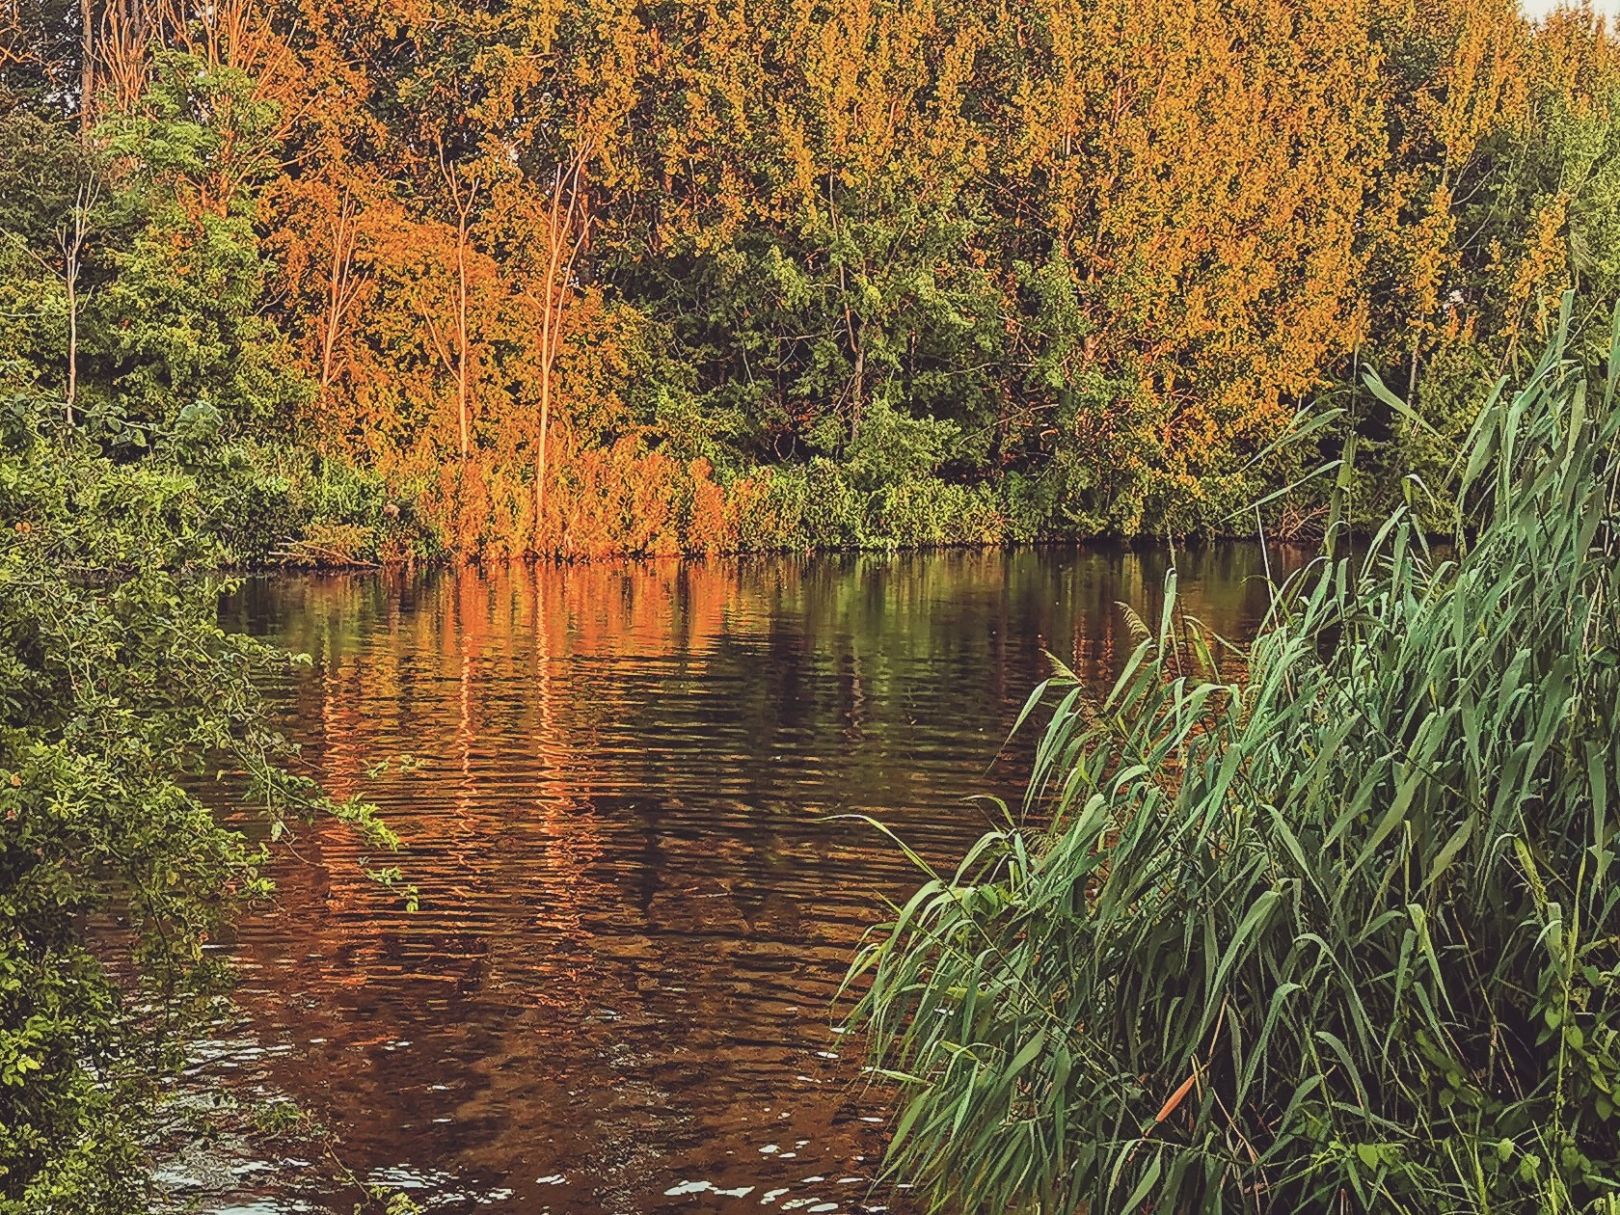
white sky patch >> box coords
[1521,0,1619,19]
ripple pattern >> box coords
[208,547,1293,1213]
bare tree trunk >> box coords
[455,218,469,461]
[837,251,864,442]
[425,145,480,467]
[58,183,95,426]
[318,189,361,409]
[534,148,590,553]
[64,261,78,424]
[535,351,551,536]
[849,325,865,439]
[80,0,95,130]
[100,0,154,115]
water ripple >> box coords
[205,546,1293,1213]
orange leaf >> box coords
[1153,1068,1199,1125]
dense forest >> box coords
[2,0,1617,560]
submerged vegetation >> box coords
[846,302,1620,1211]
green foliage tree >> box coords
[1351,4,1620,530]
[87,51,307,444]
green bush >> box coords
[868,478,1001,548]
[732,463,809,550]
[0,398,401,1212]
[801,457,867,548]
[995,471,1058,544]
[191,441,437,566]
[195,441,304,564]
[846,300,1620,1213]
[733,464,1013,552]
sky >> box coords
[1521,0,1620,18]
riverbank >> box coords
[234,451,1324,570]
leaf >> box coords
[1153,1067,1198,1125]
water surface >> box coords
[208,546,1294,1214]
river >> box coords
[190,545,1298,1214]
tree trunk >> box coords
[61,187,90,426]
[535,364,550,541]
[65,265,77,424]
[79,0,95,131]
[455,224,469,461]
[534,149,590,554]
[318,191,360,410]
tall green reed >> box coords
[844,297,1620,1213]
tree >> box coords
[528,146,591,541]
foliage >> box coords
[845,301,1620,1212]
[0,396,401,1211]
[1349,6,1620,529]
[8,0,1620,557]
[200,440,437,566]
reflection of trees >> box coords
[242,546,1298,932]
[230,546,1298,955]
[218,547,1296,1211]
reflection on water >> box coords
[210,546,1299,1214]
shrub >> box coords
[996,471,1057,544]
[800,458,867,549]
[0,399,402,1211]
[728,467,803,551]
[201,442,436,566]
[868,478,1002,549]
[846,300,1620,1213]
[200,442,305,564]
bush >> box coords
[199,441,437,566]
[800,458,867,548]
[846,301,1620,1212]
[868,478,1001,548]
[0,399,402,1211]
[996,471,1057,544]
[198,444,305,564]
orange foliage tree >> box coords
[43,0,1614,556]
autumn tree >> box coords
[35,0,1603,555]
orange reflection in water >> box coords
[216,546,1299,1214]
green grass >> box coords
[844,297,1620,1213]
